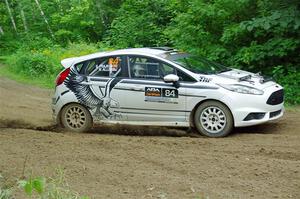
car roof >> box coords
[110,47,174,55]
[81,47,176,60]
[61,47,178,68]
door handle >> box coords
[131,86,144,91]
[125,85,143,91]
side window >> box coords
[176,69,197,82]
[78,56,122,77]
[129,56,175,79]
[161,63,175,76]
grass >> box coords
[0,169,90,199]
[284,105,300,112]
[18,169,90,199]
[0,63,55,89]
[0,42,101,90]
[0,174,13,199]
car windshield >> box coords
[166,53,231,74]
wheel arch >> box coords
[189,99,234,128]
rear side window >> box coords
[86,60,97,74]
[76,56,123,77]
[75,63,84,72]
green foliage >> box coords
[8,51,58,77]
[0,187,12,199]
[19,177,45,196]
[19,176,88,199]
[166,0,256,59]
[165,0,300,104]
[18,170,90,199]
[5,42,99,87]
[0,0,299,104]
[0,174,13,199]
[272,66,300,105]
[107,0,175,47]
[51,0,95,44]
[1,170,90,199]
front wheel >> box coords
[194,101,233,137]
[60,103,92,133]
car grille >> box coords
[270,109,282,118]
[267,89,284,105]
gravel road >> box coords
[0,77,299,199]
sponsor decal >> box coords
[96,57,120,72]
[199,76,212,83]
[97,64,110,71]
[108,57,120,71]
[65,68,122,120]
[145,87,178,104]
[145,87,161,97]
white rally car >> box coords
[52,47,284,137]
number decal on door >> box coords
[163,88,178,98]
[145,87,178,104]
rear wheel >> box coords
[61,103,92,132]
[194,101,233,137]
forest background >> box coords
[0,0,299,104]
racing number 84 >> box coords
[162,88,178,98]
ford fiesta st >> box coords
[52,47,284,137]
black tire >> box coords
[194,101,233,137]
[60,103,92,133]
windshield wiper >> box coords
[217,68,232,73]
[189,68,210,74]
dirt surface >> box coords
[0,76,299,199]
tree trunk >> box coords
[94,0,108,31]
[4,0,17,33]
[0,26,4,35]
[19,3,28,32]
[34,0,55,39]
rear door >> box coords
[75,55,128,120]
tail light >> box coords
[56,67,70,86]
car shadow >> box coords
[0,118,280,137]
[86,124,196,137]
[232,122,281,135]
[87,122,280,138]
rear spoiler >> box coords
[61,57,78,68]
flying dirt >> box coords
[0,76,299,199]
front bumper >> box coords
[233,106,284,127]
[221,84,285,127]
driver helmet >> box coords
[133,64,146,77]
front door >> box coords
[109,55,187,123]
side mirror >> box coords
[163,74,180,88]
[163,74,179,83]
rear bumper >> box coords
[52,97,60,125]
[52,84,80,126]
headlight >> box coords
[218,84,264,95]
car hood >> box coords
[197,69,277,90]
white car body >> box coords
[52,47,284,135]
